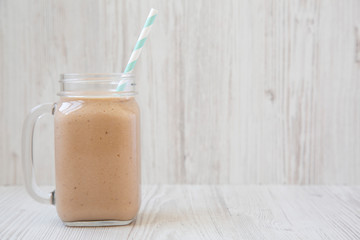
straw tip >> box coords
[150,8,159,14]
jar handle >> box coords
[22,103,56,205]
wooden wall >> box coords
[0,0,359,185]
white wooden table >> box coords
[0,185,359,239]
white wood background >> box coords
[1,185,360,239]
[0,0,359,185]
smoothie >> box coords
[54,97,140,222]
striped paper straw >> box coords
[117,8,158,91]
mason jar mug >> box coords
[22,73,141,226]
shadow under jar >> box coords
[22,73,141,227]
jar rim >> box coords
[60,73,134,82]
[58,73,136,96]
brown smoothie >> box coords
[54,96,140,222]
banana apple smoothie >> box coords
[54,96,140,223]
[21,8,157,227]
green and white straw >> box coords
[117,8,158,91]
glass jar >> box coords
[22,73,141,226]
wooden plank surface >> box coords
[0,0,360,185]
[0,186,360,239]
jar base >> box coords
[63,218,135,227]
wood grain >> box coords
[0,186,360,239]
[0,0,359,185]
